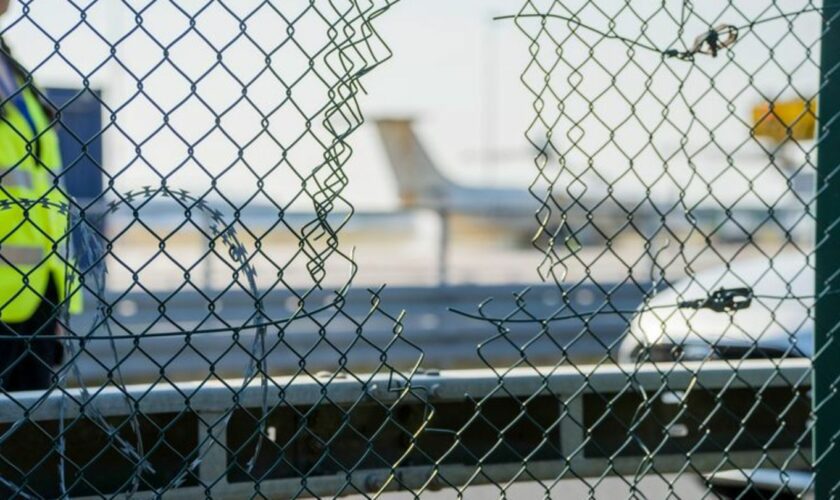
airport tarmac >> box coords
[99,213,800,291]
[62,217,809,385]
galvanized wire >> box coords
[0,0,438,497]
[440,0,824,497]
[0,0,833,498]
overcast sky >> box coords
[0,0,822,211]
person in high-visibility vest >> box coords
[0,0,82,391]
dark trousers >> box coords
[0,280,62,391]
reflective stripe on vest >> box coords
[0,245,44,266]
[0,168,33,190]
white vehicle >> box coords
[618,255,813,363]
[617,255,814,498]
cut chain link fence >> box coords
[0,0,833,498]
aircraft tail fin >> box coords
[373,118,453,208]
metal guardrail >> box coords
[0,0,828,496]
[0,359,810,498]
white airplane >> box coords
[374,118,539,215]
[373,117,638,246]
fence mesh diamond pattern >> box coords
[0,0,833,498]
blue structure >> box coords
[45,87,104,270]
[45,87,104,203]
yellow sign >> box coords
[752,98,816,143]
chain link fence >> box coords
[0,0,833,498]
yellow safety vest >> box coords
[0,74,82,323]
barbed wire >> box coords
[448,288,821,326]
[495,4,832,61]
[0,0,827,496]
[0,187,265,496]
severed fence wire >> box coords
[0,0,834,498]
[470,1,825,497]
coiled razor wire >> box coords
[0,0,830,496]
[0,188,269,496]
[2,184,435,497]
[0,0,438,496]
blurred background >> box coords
[0,0,819,383]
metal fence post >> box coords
[816,7,840,496]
